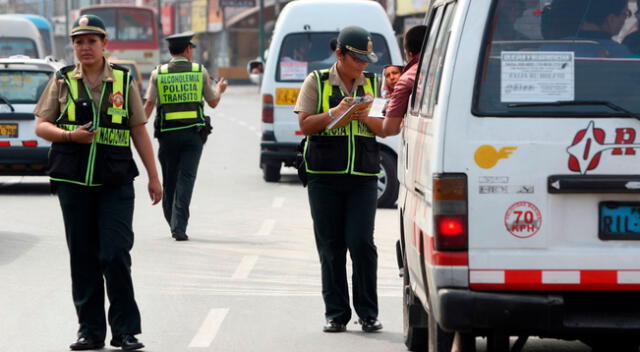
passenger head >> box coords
[383,65,403,92]
[582,0,629,35]
[403,25,427,61]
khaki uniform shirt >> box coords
[34,59,146,126]
[144,56,219,103]
[294,63,368,114]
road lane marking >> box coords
[231,255,259,280]
[272,197,285,208]
[188,308,229,348]
[255,219,276,236]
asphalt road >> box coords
[0,85,593,352]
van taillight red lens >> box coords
[435,214,467,250]
[22,140,37,147]
[262,94,274,123]
[0,141,9,147]
[433,174,468,251]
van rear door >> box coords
[447,0,640,292]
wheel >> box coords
[453,331,476,352]
[581,335,640,351]
[377,149,399,208]
[402,263,428,351]
[427,300,454,352]
[486,331,509,352]
[262,163,281,182]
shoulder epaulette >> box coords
[109,63,130,73]
[55,64,75,79]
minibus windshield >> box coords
[474,0,640,117]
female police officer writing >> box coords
[34,15,162,351]
[294,26,385,333]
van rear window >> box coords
[276,32,391,82]
[474,0,640,117]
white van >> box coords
[0,17,45,59]
[255,0,404,207]
[398,0,640,351]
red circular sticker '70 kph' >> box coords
[504,201,542,239]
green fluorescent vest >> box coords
[303,69,380,176]
[155,59,205,133]
[47,64,139,186]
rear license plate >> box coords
[275,88,301,105]
[0,123,17,138]
[599,202,640,240]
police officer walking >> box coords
[34,14,162,351]
[144,32,227,241]
[294,26,385,333]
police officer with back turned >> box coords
[34,14,162,351]
[294,26,385,333]
[144,32,227,241]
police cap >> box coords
[71,14,107,38]
[337,26,377,63]
[166,31,197,52]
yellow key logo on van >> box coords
[474,145,517,169]
[275,88,300,105]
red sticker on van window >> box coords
[504,201,541,239]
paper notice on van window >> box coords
[500,51,574,103]
[280,61,308,80]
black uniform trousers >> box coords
[157,128,203,235]
[307,174,379,324]
[56,181,141,341]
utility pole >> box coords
[258,0,264,62]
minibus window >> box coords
[420,3,456,118]
[0,38,38,58]
[474,0,640,117]
[276,32,391,82]
[411,7,444,116]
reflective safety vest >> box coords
[303,69,380,176]
[155,59,205,133]
[47,64,139,186]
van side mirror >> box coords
[247,60,264,85]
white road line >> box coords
[231,255,259,280]
[255,219,276,236]
[271,197,285,208]
[188,308,229,348]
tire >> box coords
[377,149,399,208]
[263,163,281,182]
[427,300,454,352]
[486,332,509,352]
[581,336,640,352]
[403,264,428,351]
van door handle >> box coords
[414,186,425,197]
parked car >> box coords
[398,0,640,351]
[0,56,61,175]
[250,0,403,207]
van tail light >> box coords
[262,94,274,123]
[433,174,468,251]
[0,141,9,147]
[22,140,38,147]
